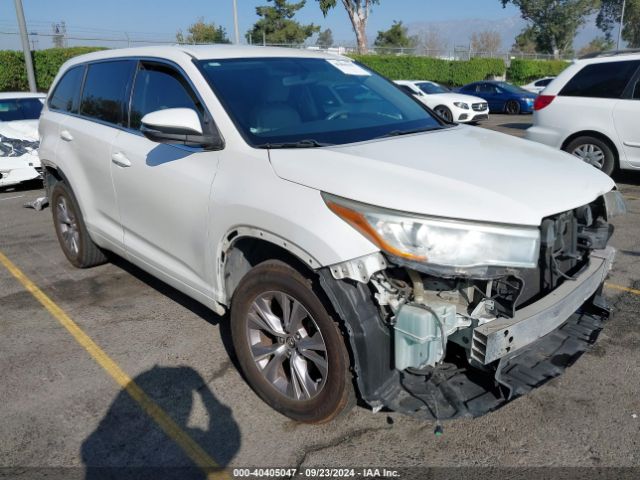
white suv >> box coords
[40,46,623,423]
[527,51,640,176]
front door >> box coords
[110,61,220,295]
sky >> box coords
[0,0,524,50]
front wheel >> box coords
[505,100,520,115]
[434,105,453,122]
[230,260,355,423]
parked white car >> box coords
[40,46,622,423]
[521,76,555,94]
[0,92,45,188]
[527,51,640,175]
[395,80,489,122]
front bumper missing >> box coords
[472,247,615,364]
[389,301,609,419]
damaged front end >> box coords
[320,191,624,419]
[0,134,41,188]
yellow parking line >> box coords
[0,251,228,480]
[606,282,640,296]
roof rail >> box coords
[579,48,640,60]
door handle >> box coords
[624,141,640,148]
[111,152,132,168]
[60,130,73,142]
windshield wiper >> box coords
[377,126,441,139]
[257,139,333,149]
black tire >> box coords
[51,181,107,268]
[564,136,616,176]
[505,100,520,115]
[230,260,355,423]
[434,105,453,122]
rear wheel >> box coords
[564,136,616,176]
[51,182,107,268]
[434,105,453,122]
[230,260,355,423]
[505,100,520,115]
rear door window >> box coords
[49,65,84,113]
[129,62,203,131]
[559,60,640,99]
[79,60,136,126]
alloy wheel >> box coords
[56,196,80,256]
[246,291,328,401]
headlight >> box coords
[323,194,540,270]
[453,102,469,109]
[603,190,626,219]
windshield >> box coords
[497,82,530,95]
[0,98,43,121]
[417,82,449,94]
[198,57,444,147]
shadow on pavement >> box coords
[498,122,531,130]
[107,255,238,370]
[81,365,240,479]
[614,170,640,187]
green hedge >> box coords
[507,59,570,84]
[0,47,106,92]
[351,55,506,86]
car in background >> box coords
[0,92,45,188]
[522,76,555,94]
[395,80,489,123]
[458,81,537,114]
[527,51,640,176]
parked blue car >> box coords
[458,81,537,114]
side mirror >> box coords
[140,108,223,150]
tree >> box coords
[247,0,319,45]
[470,31,502,53]
[501,0,599,57]
[176,17,230,44]
[418,28,447,56]
[577,36,616,56]
[317,0,380,53]
[597,0,640,48]
[512,26,538,53]
[317,28,334,48]
[373,21,418,51]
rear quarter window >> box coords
[559,60,640,99]
[49,65,85,113]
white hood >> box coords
[0,120,39,141]
[268,125,614,226]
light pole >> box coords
[14,0,37,92]
[232,0,240,44]
[617,0,627,50]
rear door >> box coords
[54,60,136,252]
[110,60,220,295]
[613,64,640,167]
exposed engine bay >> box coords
[320,193,622,419]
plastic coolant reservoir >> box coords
[394,303,457,370]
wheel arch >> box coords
[561,130,620,165]
[220,228,320,306]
